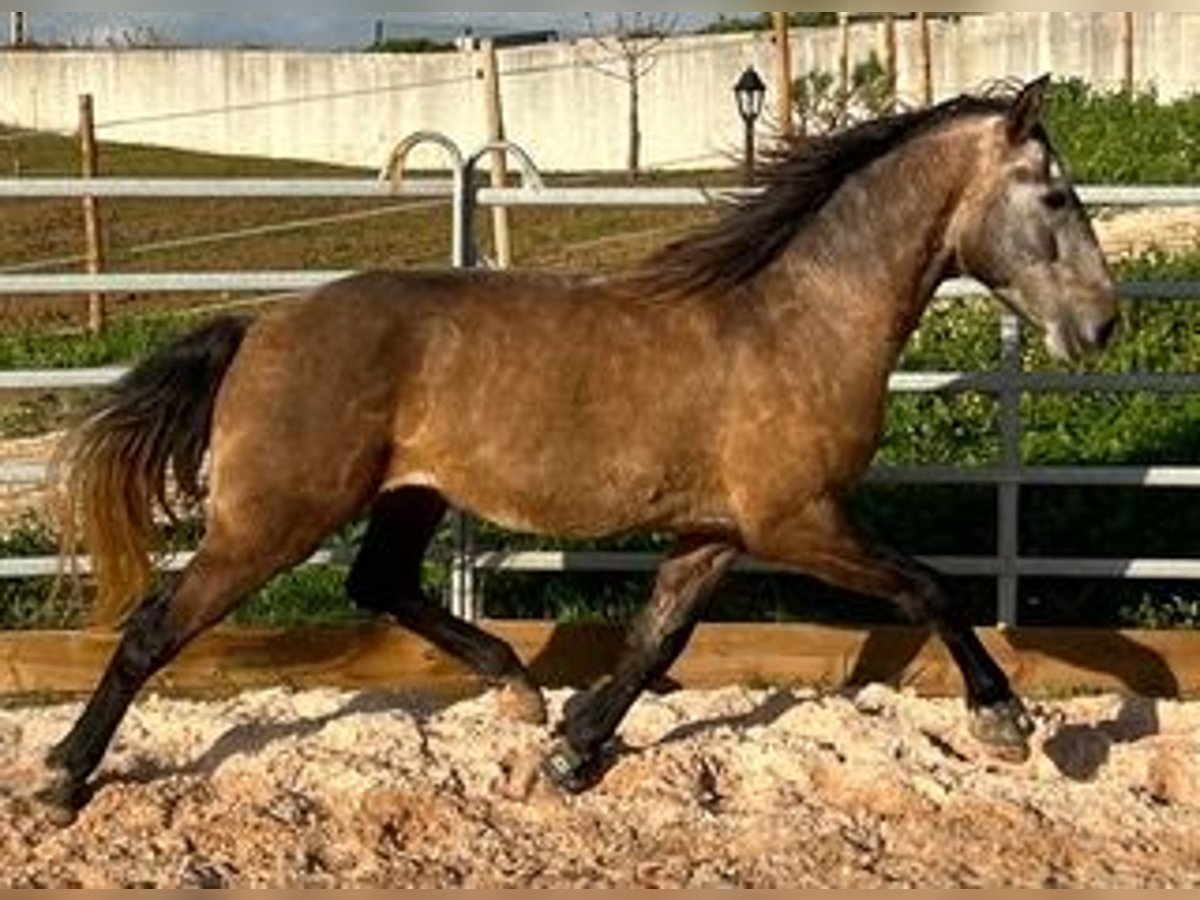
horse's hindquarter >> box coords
[206,277,429,547]
[384,274,734,538]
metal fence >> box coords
[2,139,1199,627]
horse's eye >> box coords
[1043,190,1069,211]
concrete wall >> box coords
[1,12,1197,173]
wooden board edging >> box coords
[0,622,1196,700]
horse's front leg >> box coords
[542,536,739,792]
[748,501,1034,761]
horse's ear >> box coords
[1007,74,1051,144]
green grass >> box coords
[0,313,193,369]
[1045,80,1200,184]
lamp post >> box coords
[11,12,27,47]
[734,66,766,184]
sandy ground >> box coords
[0,686,1197,888]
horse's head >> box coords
[949,77,1118,362]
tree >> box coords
[368,37,454,54]
[697,13,839,33]
[794,52,894,135]
[578,12,678,179]
[67,24,174,48]
[695,12,966,34]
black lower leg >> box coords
[885,552,1014,710]
[347,489,533,689]
[43,590,183,804]
[546,541,736,789]
[894,561,1033,752]
[392,600,530,685]
[937,616,1013,709]
[563,620,697,759]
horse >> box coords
[40,77,1117,822]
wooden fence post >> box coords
[838,13,851,124]
[1121,12,1135,95]
[79,94,106,335]
[882,14,898,112]
[478,39,512,269]
[773,13,795,139]
[917,13,933,107]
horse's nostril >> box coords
[1094,316,1118,349]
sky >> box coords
[24,13,718,49]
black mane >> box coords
[636,92,1018,296]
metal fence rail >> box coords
[1,163,1198,628]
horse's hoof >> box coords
[540,742,600,795]
[496,679,548,727]
[970,697,1035,763]
[31,771,89,828]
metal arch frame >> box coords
[379,134,547,619]
[380,131,469,268]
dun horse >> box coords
[42,78,1116,820]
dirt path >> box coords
[1095,206,1200,260]
[0,687,1197,888]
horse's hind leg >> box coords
[346,489,546,726]
[39,438,376,825]
[38,526,324,823]
[543,537,738,792]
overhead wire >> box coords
[0,199,447,275]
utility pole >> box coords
[10,12,27,47]
[772,13,795,139]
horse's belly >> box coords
[384,461,721,540]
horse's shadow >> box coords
[652,688,809,748]
[845,626,1173,781]
[1040,696,1161,782]
[93,690,438,793]
[846,626,1180,698]
[527,620,1177,782]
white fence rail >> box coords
[1,171,1199,627]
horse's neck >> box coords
[762,127,974,357]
